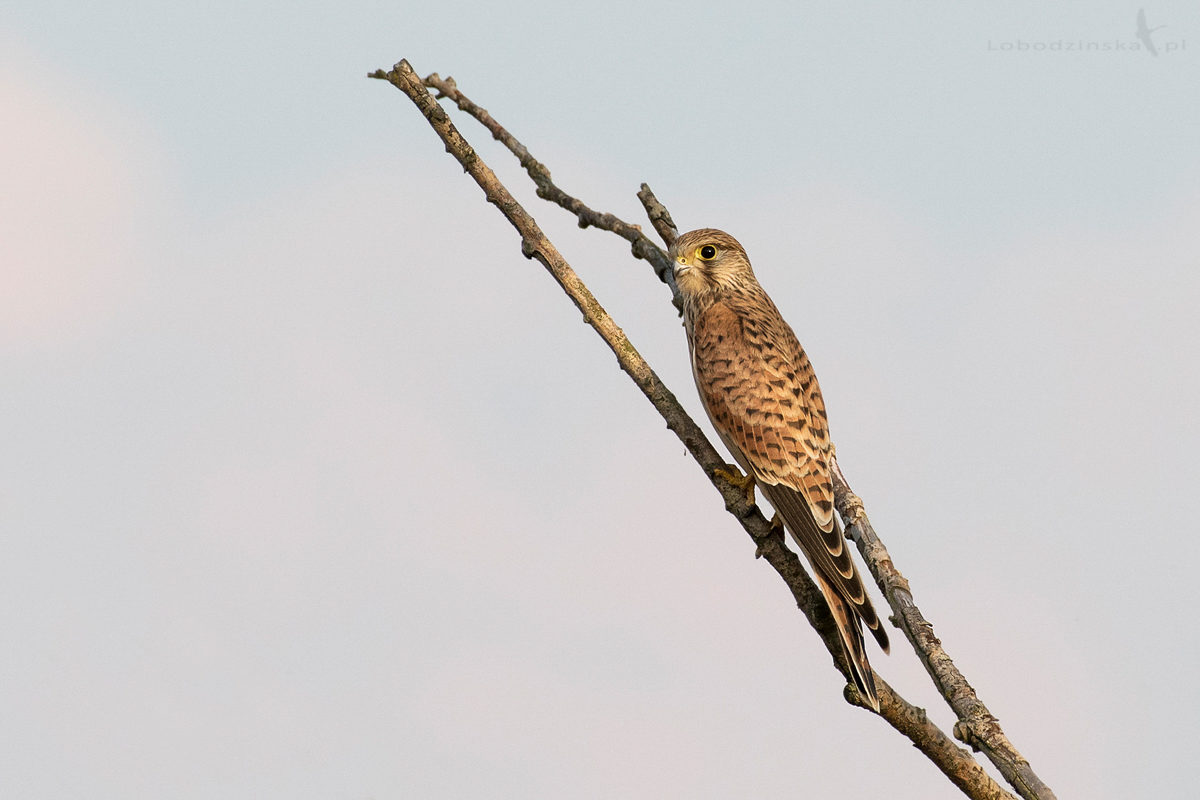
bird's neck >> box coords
[680,288,718,330]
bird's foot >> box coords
[713,464,757,507]
[754,512,787,558]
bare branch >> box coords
[373,58,1029,800]
[832,460,1058,800]
[419,71,679,299]
[636,183,679,248]
[877,679,1018,800]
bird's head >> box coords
[669,228,755,298]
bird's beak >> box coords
[673,258,691,278]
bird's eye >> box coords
[697,245,717,261]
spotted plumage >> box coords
[670,228,889,711]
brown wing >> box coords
[691,294,835,517]
[690,294,888,653]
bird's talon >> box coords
[713,465,757,506]
[754,513,785,558]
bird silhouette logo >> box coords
[1136,8,1166,56]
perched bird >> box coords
[670,228,889,711]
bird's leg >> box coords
[713,464,757,507]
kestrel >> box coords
[670,228,889,711]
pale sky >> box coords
[3,2,1199,798]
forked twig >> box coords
[422,73,677,293]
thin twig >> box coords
[636,183,679,248]
[373,58,1020,800]
[420,72,680,303]
[832,459,1057,800]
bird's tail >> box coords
[814,572,881,712]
